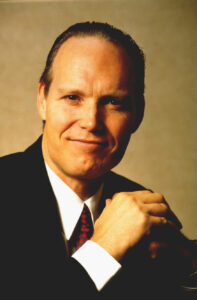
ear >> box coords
[37,82,47,121]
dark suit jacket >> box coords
[1,137,196,299]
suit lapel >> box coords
[23,136,69,261]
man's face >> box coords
[37,36,136,182]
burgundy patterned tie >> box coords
[73,204,94,251]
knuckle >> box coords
[143,190,152,194]
[137,201,144,212]
[160,203,169,213]
[135,190,152,197]
[112,192,124,200]
[112,192,119,199]
[140,212,149,225]
[155,192,163,198]
[155,192,166,203]
[130,195,137,204]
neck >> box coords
[58,173,103,200]
[46,161,103,200]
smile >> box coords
[67,138,108,149]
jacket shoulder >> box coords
[0,137,43,181]
[102,171,149,199]
[0,151,24,163]
[0,152,25,174]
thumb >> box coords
[105,198,112,207]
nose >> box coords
[79,100,104,133]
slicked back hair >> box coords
[40,22,145,132]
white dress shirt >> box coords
[45,164,121,290]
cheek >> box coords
[46,105,74,133]
[108,114,133,145]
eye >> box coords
[109,98,122,105]
[101,96,121,106]
[101,96,132,111]
[66,95,78,100]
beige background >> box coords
[0,0,196,238]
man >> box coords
[1,22,196,299]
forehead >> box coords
[51,36,133,89]
[54,35,131,64]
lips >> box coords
[67,138,108,148]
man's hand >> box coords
[91,190,172,261]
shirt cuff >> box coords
[72,240,121,291]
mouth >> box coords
[67,138,108,149]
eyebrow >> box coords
[57,88,85,97]
[57,88,131,99]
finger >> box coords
[148,241,166,259]
[142,192,182,229]
[150,216,168,227]
[144,203,169,216]
[165,219,182,231]
[166,210,182,230]
[112,190,152,200]
[144,204,182,230]
[142,192,167,204]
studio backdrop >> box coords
[0,0,196,238]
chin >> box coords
[71,159,119,180]
[70,167,105,180]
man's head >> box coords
[37,22,145,185]
[40,22,145,133]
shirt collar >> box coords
[45,163,103,240]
